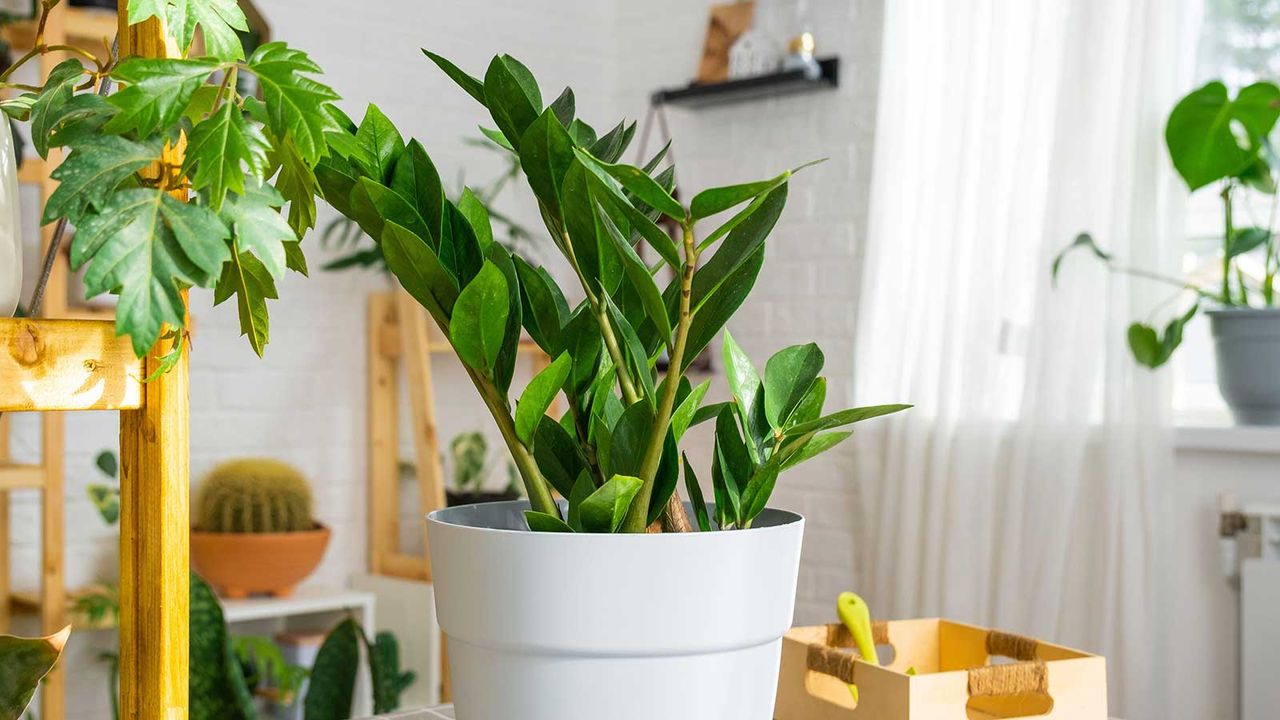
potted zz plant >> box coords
[316,50,909,719]
[1055,80,1280,424]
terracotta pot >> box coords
[190,525,331,599]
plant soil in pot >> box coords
[318,50,910,719]
[429,501,804,720]
[1209,308,1280,425]
[190,459,330,598]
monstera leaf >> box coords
[0,627,69,720]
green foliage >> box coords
[12,14,340,359]
[193,459,315,533]
[1059,78,1280,369]
[191,573,255,720]
[232,636,307,706]
[302,618,359,720]
[87,449,121,525]
[449,431,489,491]
[0,627,67,720]
[319,50,909,533]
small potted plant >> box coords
[318,50,909,719]
[190,459,330,599]
[1056,79,1280,424]
[444,431,521,507]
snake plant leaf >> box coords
[485,54,543,148]
[533,418,588,498]
[43,135,161,224]
[682,454,712,532]
[349,104,404,183]
[549,87,576,127]
[580,474,643,533]
[683,245,765,371]
[0,626,68,720]
[457,187,494,252]
[391,140,445,245]
[303,618,360,720]
[73,189,230,356]
[520,108,576,218]
[516,353,572,445]
[272,133,321,239]
[106,57,220,137]
[587,120,636,165]
[449,261,510,372]
[213,249,278,357]
[513,255,569,354]
[219,184,294,279]
[184,99,271,211]
[671,379,711,442]
[422,49,487,107]
[249,42,341,164]
[596,199,673,343]
[573,148,684,220]
[782,430,853,471]
[382,222,457,324]
[525,510,575,533]
[784,403,913,438]
[1165,81,1280,191]
[190,573,254,720]
[691,183,787,314]
[764,343,825,430]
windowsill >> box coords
[1175,409,1280,454]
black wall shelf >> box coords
[651,57,839,109]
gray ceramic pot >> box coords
[1208,308,1280,425]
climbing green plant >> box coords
[1055,79,1280,368]
[1,0,341,359]
[318,51,909,534]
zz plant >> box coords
[1055,79,1280,368]
[318,51,909,534]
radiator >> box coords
[1227,498,1280,720]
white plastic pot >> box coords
[0,120,21,317]
[427,501,805,720]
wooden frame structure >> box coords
[0,7,189,720]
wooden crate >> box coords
[776,619,1107,720]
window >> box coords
[1174,0,1280,416]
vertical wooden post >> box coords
[117,9,189,720]
[368,293,399,576]
[0,413,9,634]
[396,291,446,547]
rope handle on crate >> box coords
[805,625,1049,698]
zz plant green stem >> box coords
[1055,79,1280,368]
[318,50,910,534]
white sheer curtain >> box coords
[853,1,1200,718]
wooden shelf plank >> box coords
[0,464,45,490]
[0,318,142,412]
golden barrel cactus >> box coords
[194,459,315,534]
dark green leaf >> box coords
[360,177,431,245]
[219,184,294,279]
[0,628,66,719]
[785,377,827,429]
[782,431,852,470]
[1051,233,1113,284]
[682,454,711,532]
[303,618,360,720]
[1229,226,1271,259]
[485,54,542,148]
[533,418,587,498]
[605,296,656,402]
[568,118,597,147]
[517,352,571,444]
[1127,302,1199,369]
[86,484,120,524]
[514,255,569,354]
[560,160,603,284]
[525,511,575,533]
[764,343,825,429]
[44,136,161,224]
[689,160,819,220]
[581,160,682,268]
[184,100,271,211]
[448,261,509,371]
[457,187,494,252]
[213,250,277,357]
[647,429,679,525]
[485,243,524,396]
[562,306,604,393]
[574,148,684,220]
[604,401,653,479]
[95,450,118,478]
[722,330,765,451]
[391,140,445,245]
[566,472,594,531]
[35,90,114,158]
[596,199,673,343]
[30,60,85,159]
[549,87,575,127]
[190,574,254,720]
[350,104,405,183]
[422,49,487,106]
[579,475,643,533]
[249,42,341,164]
[1166,80,1280,191]
[587,120,636,164]
[671,379,710,441]
[785,404,912,438]
[272,134,321,238]
[520,109,576,218]
[739,463,780,526]
[169,0,250,60]
[684,246,765,371]
[106,57,219,137]
[691,184,787,313]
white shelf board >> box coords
[221,587,375,624]
[1175,411,1280,455]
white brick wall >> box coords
[5,1,884,715]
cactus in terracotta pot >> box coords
[194,459,316,534]
[191,459,329,599]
